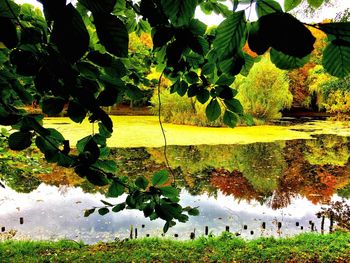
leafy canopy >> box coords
[0,0,350,232]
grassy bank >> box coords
[1,232,350,262]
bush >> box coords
[234,57,292,121]
[150,89,223,126]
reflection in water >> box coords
[1,134,350,243]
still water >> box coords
[0,133,349,243]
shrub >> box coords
[234,57,292,121]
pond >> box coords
[1,118,350,244]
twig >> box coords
[157,70,176,185]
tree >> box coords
[1,0,350,232]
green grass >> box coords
[1,232,350,262]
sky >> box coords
[14,0,350,25]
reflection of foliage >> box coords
[235,57,292,121]
[210,169,263,203]
[303,135,350,166]
[317,200,350,231]
[234,142,286,194]
[337,183,350,199]
[0,129,48,193]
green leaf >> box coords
[159,186,179,199]
[143,203,154,217]
[79,0,116,13]
[185,71,199,84]
[240,53,255,76]
[125,84,144,100]
[176,81,187,97]
[270,49,310,70]
[42,97,66,115]
[51,4,89,62]
[224,99,244,114]
[213,11,246,61]
[161,0,197,27]
[8,131,32,150]
[100,200,113,206]
[135,176,149,190]
[196,89,210,104]
[67,100,87,123]
[94,159,117,173]
[94,13,129,57]
[259,13,315,58]
[98,207,109,216]
[317,23,350,42]
[0,18,18,49]
[284,0,302,11]
[99,122,112,138]
[223,110,238,128]
[189,19,207,35]
[206,99,221,122]
[202,63,215,76]
[84,208,95,217]
[151,170,169,186]
[248,21,270,55]
[215,74,235,86]
[107,180,125,197]
[323,40,350,78]
[218,52,245,75]
[187,207,200,216]
[112,203,126,212]
[307,0,324,8]
[256,0,282,18]
[76,135,92,153]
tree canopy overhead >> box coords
[1,0,350,231]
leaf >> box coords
[185,71,199,84]
[84,208,95,217]
[159,186,179,199]
[112,203,126,212]
[94,13,128,57]
[223,110,238,128]
[98,207,109,216]
[196,89,210,104]
[248,22,270,55]
[323,40,350,78]
[177,81,188,97]
[284,0,302,11]
[216,85,234,100]
[8,131,32,150]
[100,200,113,206]
[67,100,87,123]
[256,0,282,17]
[107,180,125,197]
[240,53,255,76]
[51,4,89,62]
[143,203,154,217]
[94,159,117,173]
[98,122,112,138]
[206,99,221,122]
[74,165,109,186]
[0,18,18,49]
[259,12,315,58]
[97,85,120,106]
[187,207,200,216]
[307,0,324,8]
[42,97,66,115]
[151,170,169,186]
[317,22,350,41]
[135,176,149,190]
[224,99,244,114]
[213,11,246,61]
[218,52,245,75]
[270,48,310,69]
[78,0,116,13]
[161,0,197,27]
[125,84,144,100]
[215,74,235,86]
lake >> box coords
[0,118,349,243]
